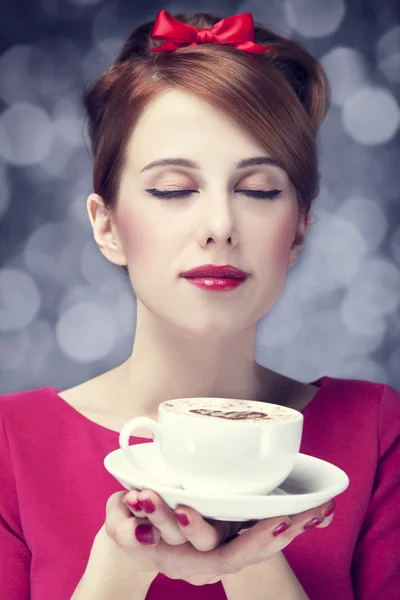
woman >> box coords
[0,9,399,600]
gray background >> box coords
[0,0,399,394]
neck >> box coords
[111,302,288,418]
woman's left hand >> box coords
[123,488,335,583]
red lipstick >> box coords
[180,264,248,292]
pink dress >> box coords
[0,375,399,599]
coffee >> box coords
[163,398,298,422]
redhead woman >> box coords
[0,9,399,600]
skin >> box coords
[83,88,331,590]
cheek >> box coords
[273,225,294,258]
[117,209,158,265]
[258,215,295,265]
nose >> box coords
[197,198,239,249]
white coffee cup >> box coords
[119,397,303,496]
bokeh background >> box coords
[0,0,399,395]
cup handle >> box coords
[119,417,163,475]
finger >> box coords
[123,489,147,517]
[174,506,261,552]
[290,498,335,533]
[218,516,293,573]
[132,490,188,546]
[317,498,335,528]
[105,491,161,549]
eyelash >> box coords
[146,188,282,201]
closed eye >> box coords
[145,189,282,201]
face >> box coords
[90,88,309,338]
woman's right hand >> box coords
[99,489,335,587]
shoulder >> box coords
[322,375,399,409]
[325,376,400,451]
[0,386,59,428]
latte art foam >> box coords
[162,398,300,422]
[189,408,271,420]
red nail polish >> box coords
[135,524,155,545]
[324,499,335,517]
[304,517,324,530]
[175,512,190,526]
[273,522,290,536]
[127,501,142,512]
[139,499,155,514]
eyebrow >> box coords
[140,156,280,173]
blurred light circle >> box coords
[335,196,388,253]
[58,284,102,314]
[27,318,54,373]
[24,222,75,279]
[0,102,55,166]
[25,144,90,189]
[294,309,376,370]
[377,25,400,61]
[239,0,294,33]
[293,210,368,298]
[342,86,400,145]
[284,0,346,38]
[53,96,84,148]
[80,240,126,297]
[56,302,117,362]
[38,137,76,178]
[0,40,82,105]
[345,258,400,316]
[0,268,41,331]
[321,47,367,106]
[378,52,400,84]
[0,45,46,104]
[0,330,31,372]
[340,295,387,337]
[35,37,83,99]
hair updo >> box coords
[83,11,331,221]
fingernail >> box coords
[304,517,324,530]
[273,522,291,536]
[323,499,335,517]
[135,524,155,545]
[126,501,142,512]
[138,499,155,514]
[175,511,190,526]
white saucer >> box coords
[104,443,350,522]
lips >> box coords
[181,264,248,279]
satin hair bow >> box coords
[148,9,273,54]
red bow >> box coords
[148,9,273,54]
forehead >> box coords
[125,88,269,166]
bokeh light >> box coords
[0,103,55,166]
[342,86,400,145]
[283,0,346,38]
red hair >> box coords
[83,12,330,217]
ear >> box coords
[86,193,127,266]
[288,210,311,268]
